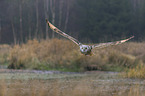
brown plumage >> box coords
[46,19,134,55]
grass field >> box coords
[0,38,143,78]
[0,39,144,96]
[0,70,144,96]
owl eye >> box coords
[85,47,87,49]
[82,48,83,49]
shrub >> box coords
[8,39,80,71]
[8,39,144,72]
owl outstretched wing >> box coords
[46,19,82,46]
[91,36,134,49]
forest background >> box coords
[0,0,145,44]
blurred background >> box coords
[0,0,145,44]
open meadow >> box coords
[0,70,144,96]
[0,39,144,96]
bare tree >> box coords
[19,0,23,43]
[50,0,56,38]
[64,0,70,32]
[28,12,32,40]
[35,0,39,38]
[131,0,144,10]
[44,0,49,39]
[0,18,1,41]
[58,0,64,28]
[11,20,17,44]
[133,0,137,9]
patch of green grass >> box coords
[101,65,126,72]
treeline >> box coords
[0,0,145,44]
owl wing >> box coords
[91,36,134,49]
[46,19,82,46]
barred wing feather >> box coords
[91,36,134,49]
[46,19,82,46]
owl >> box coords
[46,19,134,56]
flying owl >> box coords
[46,19,134,56]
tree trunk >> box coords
[64,0,70,32]
[19,0,23,43]
[50,0,55,38]
[44,0,49,39]
[58,0,64,28]
[11,21,16,44]
[35,0,39,38]
[28,12,32,40]
[0,18,1,41]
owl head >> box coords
[80,45,92,54]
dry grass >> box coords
[0,78,144,96]
[8,38,80,70]
[7,39,145,73]
[0,38,144,78]
[113,42,145,57]
[124,64,145,78]
[0,44,11,66]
